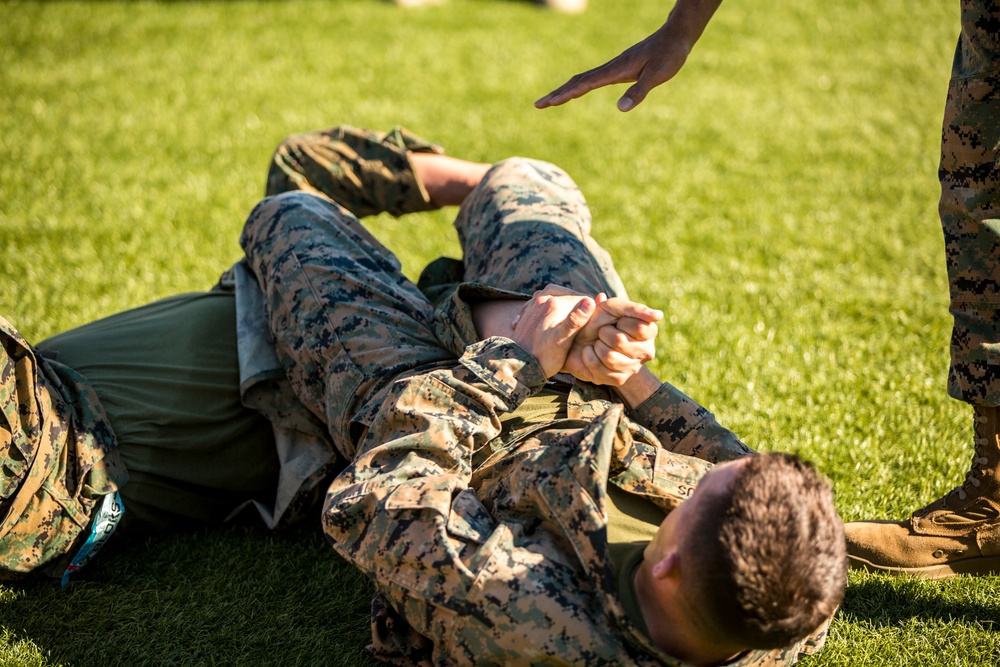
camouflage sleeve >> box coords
[264,124,445,218]
[627,380,754,464]
[323,337,555,659]
[739,616,831,666]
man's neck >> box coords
[634,559,743,666]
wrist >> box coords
[616,367,663,410]
[471,299,524,341]
[662,0,723,52]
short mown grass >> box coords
[4,0,999,665]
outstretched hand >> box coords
[534,0,723,112]
[534,25,690,112]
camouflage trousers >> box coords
[941,0,1000,405]
[240,157,625,462]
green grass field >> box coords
[3,0,999,665]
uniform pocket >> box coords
[0,326,40,508]
[0,436,27,501]
[382,479,502,602]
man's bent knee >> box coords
[484,157,580,193]
[239,191,350,261]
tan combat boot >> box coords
[845,405,1000,579]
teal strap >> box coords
[61,491,124,587]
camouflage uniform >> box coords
[842,0,1000,580]
[0,318,126,580]
[241,126,826,665]
[942,0,1000,405]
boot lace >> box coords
[946,414,991,503]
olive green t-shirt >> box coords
[606,484,666,637]
[38,291,279,530]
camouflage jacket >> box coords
[0,316,126,580]
[323,337,827,667]
[287,126,830,666]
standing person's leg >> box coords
[845,1,1000,578]
[240,191,453,463]
[454,157,628,299]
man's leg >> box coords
[453,157,628,299]
[845,1,1000,579]
[240,191,453,462]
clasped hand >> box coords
[510,285,662,386]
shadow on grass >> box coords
[839,572,1000,631]
[0,521,382,666]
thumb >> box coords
[562,297,595,339]
[617,82,650,112]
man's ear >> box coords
[650,549,681,580]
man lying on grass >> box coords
[1,124,846,666]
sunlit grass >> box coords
[5,0,999,665]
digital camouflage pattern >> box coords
[942,0,1000,405]
[0,120,829,660]
[256,128,753,465]
[242,126,821,665]
[0,316,125,580]
[323,339,712,666]
[266,125,445,215]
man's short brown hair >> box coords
[684,452,847,648]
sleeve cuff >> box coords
[628,381,753,463]
[432,282,530,357]
[458,337,547,410]
[383,125,445,216]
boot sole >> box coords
[848,553,1000,580]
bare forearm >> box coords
[663,0,724,52]
[616,367,663,410]
[409,152,492,208]
[471,300,523,341]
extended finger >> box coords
[618,64,661,112]
[535,72,610,108]
[553,297,595,349]
[599,297,663,323]
[535,53,642,108]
